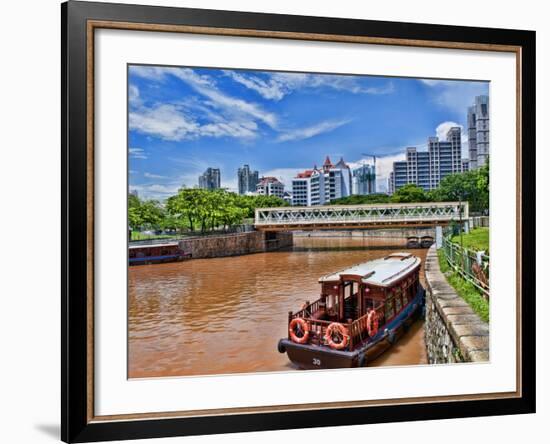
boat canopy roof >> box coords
[129,242,180,250]
[318,252,421,288]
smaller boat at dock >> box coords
[277,252,424,369]
[129,242,191,266]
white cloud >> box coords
[144,172,168,179]
[130,183,181,199]
[129,147,147,159]
[128,84,141,107]
[129,102,258,141]
[436,121,462,140]
[277,119,351,142]
[129,104,199,141]
[130,66,278,131]
[224,70,287,101]
[435,121,469,158]
[224,70,395,101]
[419,78,489,116]
[347,153,406,193]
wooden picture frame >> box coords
[62,1,535,442]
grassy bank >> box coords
[437,249,489,322]
[130,231,176,241]
[451,227,489,253]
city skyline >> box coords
[128,64,489,200]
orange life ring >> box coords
[367,310,379,337]
[289,317,310,344]
[325,322,349,350]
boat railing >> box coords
[304,319,337,347]
[293,298,324,319]
[290,297,385,350]
[348,304,385,350]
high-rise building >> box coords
[237,164,259,195]
[352,163,376,195]
[291,156,352,206]
[467,95,490,169]
[256,176,285,198]
[389,127,467,193]
[198,167,221,190]
[392,161,408,191]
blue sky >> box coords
[128,65,489,199]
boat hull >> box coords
[278,287,425,370]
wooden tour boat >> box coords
[129,242,191,266]
[277,252,424,369]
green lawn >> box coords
[437,249,489,323]
[451,227,489,253]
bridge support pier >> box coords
[435,226,443,249]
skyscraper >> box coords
[467,95,490,169]
[352,163,376,195]
[198,167,221,190]
[389,127,467,193]
[237,164,259,195]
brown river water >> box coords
[128,236,428,378]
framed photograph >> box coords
[62,1,535,442]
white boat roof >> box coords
[129,242,179,249]
[318,252,421,287]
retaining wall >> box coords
[424,245,489,363]
[178,231,293,259]
[293,228,436,239]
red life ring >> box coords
[325,322,349,350]
[367,310,379,337]
[289,317,310,344]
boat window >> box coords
[395,290,402,313]
[385,295,395,320]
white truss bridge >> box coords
[254,201,468,231]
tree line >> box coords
[128,189,288,234]
[130,164,489,235]
[331,164,489,213]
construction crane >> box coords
[361,153,377,167]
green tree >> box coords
[391,184,428,203]
[331,193,391,205]
[235,194,288,218]
[166,188,204,232]
[436,164,489,213]
[128,195,164,232]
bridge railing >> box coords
[255,202,468,226]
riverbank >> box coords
[177,230,293,260]
[437,248,489,322]
[424,245,489,363]
[451,227,489,253]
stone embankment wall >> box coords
[178,231,293,259]
[424,245,489,363]
[294,228,436,239]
